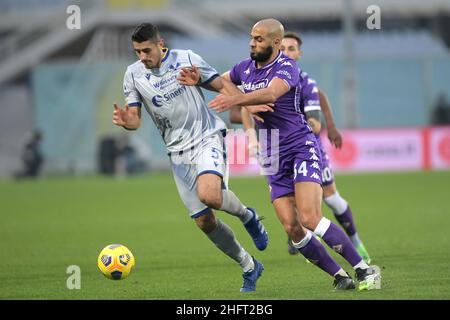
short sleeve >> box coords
[273,60,300,90]
[229,63,242,86]
[123,68,142,107]
[187,50,219,85]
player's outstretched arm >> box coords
[241,106,259,157]
[318,88,343,149]
[209,78,289,113]
[112,103,141,130]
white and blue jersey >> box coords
[123,48,227,153]
[123,48,229,217]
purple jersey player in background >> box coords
[201,18,380,291]
[281,32,371,264]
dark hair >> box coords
[284,31,303,48]
[132,23,161,43]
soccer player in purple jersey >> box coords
[181,18,380,290]
[281,32,371,263]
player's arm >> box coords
[112,103,141,130]
[241,106,259,157]
[209,77,289,113]
[319,88,342,149]
[229,106,242,124]
[116,69,142,130]
[207,74,275,118]
[305,110,321,134]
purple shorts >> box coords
[315,134,335,187]
[268,133,323,202]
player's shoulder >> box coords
[126,60,144,75]
[232,58,253,73]
[300,70,317,85]
[275,53,299,69]
[168,49,208,66]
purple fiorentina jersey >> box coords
[230,51,312,156]
[299,71,335,186]
[230,52,323,201]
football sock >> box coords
[314,217,362,267]
[292,230,341,276]
[324,192,359,243]
[353,259,369,270]
[220,190,252,224]
[206,218,253,271]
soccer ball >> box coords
[97,244,135,280]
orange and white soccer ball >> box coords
[97,244,135,280]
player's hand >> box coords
[177,65,201,86]
[209,94,239,113]
[112,103,131,127]
[327,127,343,149]
[245,104,274,123]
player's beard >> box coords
[251,45,273,63]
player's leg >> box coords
[323,182,371,264]
[194,210,263,292]
[295,180,379,289]
[273,195,355,289]
[196,133,268,250]
[170,155,263,292]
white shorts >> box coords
[170,131,229,218]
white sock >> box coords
[220,190,252,223]
[314,217,331,238]
[353,259,369,270]
[350,233,362,247]
[333,268,348,278]
[291,230,313,249]
[238,249,255,273]
[324,191,348,215]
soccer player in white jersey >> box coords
[112,23,267,292]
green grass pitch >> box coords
[1,170,449,299]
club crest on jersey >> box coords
[145,73,151,80]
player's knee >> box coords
[299,209,322,231]
[198,190,222,209]
[194,212,217,233]
[284,222,304,239]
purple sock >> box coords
[298,236,341,276]
[321,222,362,267]
[334,206,357,236]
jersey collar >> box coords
[161,47,170,63]
[254,50,282,70]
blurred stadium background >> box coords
[1,0,450,300]
[1,0,450,177]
